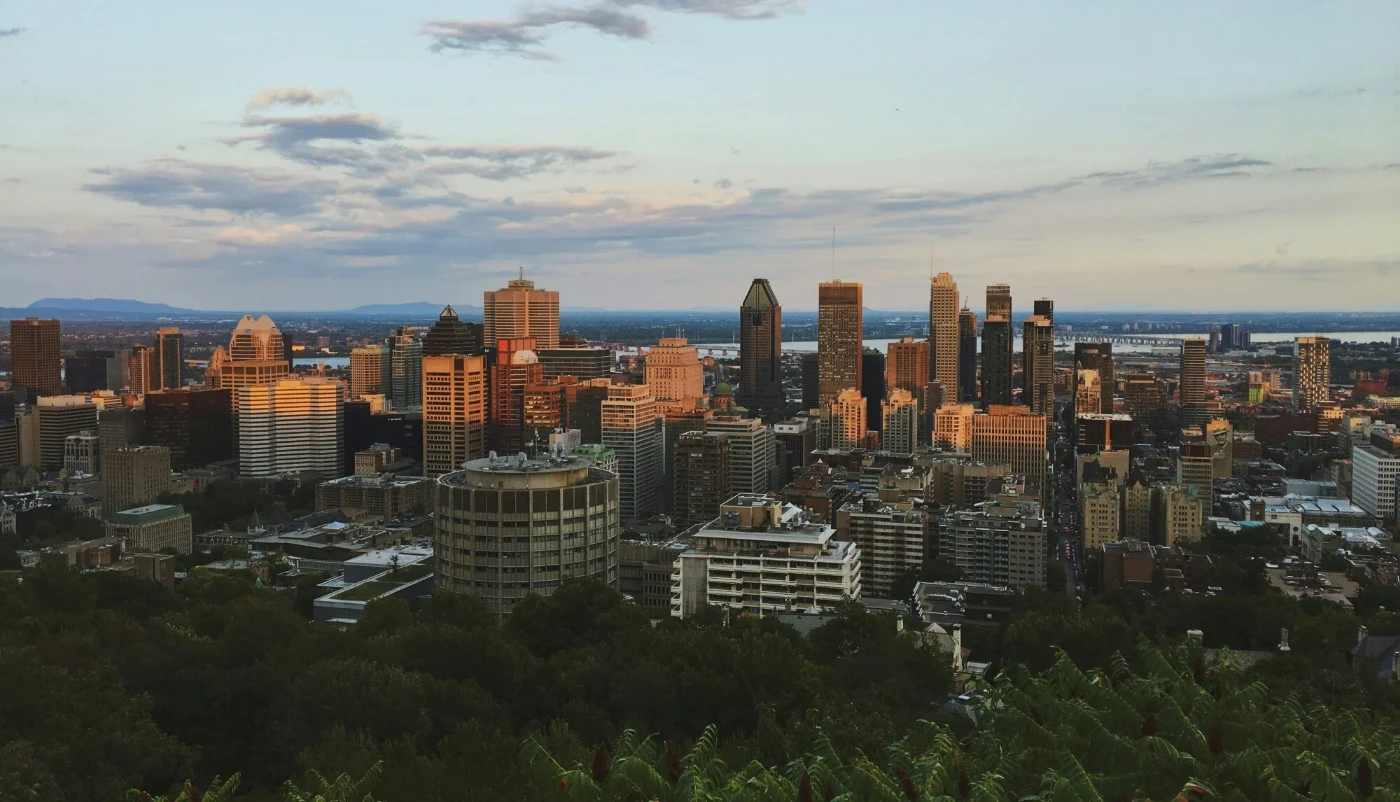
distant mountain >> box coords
[27,297,198,314]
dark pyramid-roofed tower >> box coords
[737,278,784,412]
[423,304,484,356]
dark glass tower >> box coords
[861,351,885,432]
[154,327,184,389]
[958,308,977,403]
[981,319,1013,406]
[737,278,784,412]
[422,305,484,356]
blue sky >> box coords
[1,0,1397,311]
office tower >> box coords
[0,421,17,466]
[1075,369,1102,417]
[236,378,344,478]
[645,337,704,403]
[986,283,1011,319]
[1033,298,1053,323]
[881,389,918,454]
[800,352,820,409]
[971,405,1048,499]
[980,318,1012,406]
[934,403,975,452]
[1022,314,1054,415]
[835,498,928,598]
[389,327,423,410]
[64,431,100,474]
[103,445,172,515]
[9,317,62,398]
[773,417,818,480]
[1080,481,1120,550]
[144,388,233,470]
[106,504,193,555]
[1123,373,1167,418]
[1294,336,1331,411]
[929,272,960,401]
[672,431,732,530]
[153,327,183,390]
[737,278,784,412]
[662,406,713,508]
[817,280,863,407]
[671,495,861,618]
[99,405,144,454]
[344,403,423,470]
[602,384,663,520]
[827,388,867,450]
[215,315,290,393]
[490,337,544,454]
[524,379,568,445]
[537,345,613,382]
[434,453,619,617]
[483,275,560,349]
[349,345,391,401]
[938,488,1045,591]
[1158,486,1203,545]
[1073,343,1115,414]
[567,379,612,443]
[706,415,777,496]
[421,354,488,477]
[422,305,483,356]
[1207,328,1222,353]
[34,396,98,471]
[1076,413,1133,450]
[1176,442,1214,517]
[1122,473,1153,542]
[1217,323,1237,352]
[885,337,929,397]
[958,307,978,403]
[1179,338,1207,405]
[129,346,156,395]
[65,349,117,393]
[861,351,885,431]
[1351,431,1400,522]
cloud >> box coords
[1079,154,1273,188]
[227,112,402,168]
[423,6,652,60]
[713,178,733,189]
[0,27,24,38]
[246,87,352,110]
[1236,255,1400,281]
[614,0,803,19]
[415,144,619,180]
[84,159,337,216]
[1275,240,1293,257]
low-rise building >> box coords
[316,473,432,520]
[619,540,686,615]
[105,503,193,554]
[937,489,1045,591]
[313,544,437,624]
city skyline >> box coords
[1,2,1397,311]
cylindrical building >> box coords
[434,453,620,616]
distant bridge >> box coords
[1052,332,1186,348]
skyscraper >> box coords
[349,344,391,401]
[421,353,488,477]
[981,320,1013,407]
[490,337,544,454]
[934,403,975,452]
[1033,298,1053,322]
[1073,343,1115,414]
[1022,314,1054,415]
[885,337,929,397]
[1179,338,1207,406]
[986,283,1012,319]
[144,388,233,470]
[103,446,172,516]
[602,384,663,520]
[1294,336,1331,411]
[483,276,560,349]
[237,377,344,478]
[958,307,978,403]
[153,327,184,390]
[817,280,863,407]
[214,314,289,394]
[799,352,820,410]
[929,272,960,401]
[706,415,777,496]
[827,388,867,450]
[128,345,157,396]
[671,431,732,531]
[971,405,1048,499]
[861,351,885,432]
[645,337,704,404]
[737,278,784,412]
[389,327,423,410]
[422,305,484,357]
[881,388,918,454]
[64,349,119,393]
[9,317,61,398]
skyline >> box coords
[1,1,1398,311]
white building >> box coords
[1352,442,1400,523]
[671,494,861,619]
[602,384,663,520]
[706,416,776,495]
[237,377,344,478]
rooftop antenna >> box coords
[518,265,524,280]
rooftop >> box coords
[110,503,187,525]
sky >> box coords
[0,1,1397,313]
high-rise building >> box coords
[490,337,544,454]
[1123,373,1167,418]
[1073,343,1114,415]
[938,488,1045,591]
[537,345,612,382]
[9,317,62,398]
[144,388,233,470]
[64,431,100,475]
[1351,431,1400,523]
[881,389,918,454]
[737,278,784,412]
[929,272,960,401]
[106,503,192,555]
[1294,336,1331,411]
[817,280,863,407]
[566,379,612,443]
[980,317,1013,406]
[1022,314,1054,415]
[602,384,663,520]
[986,283,1011,318]
[706,416,776,496]
[836,497,927,598]
[1123,473,1153,542]
[934,403,976,452]
[349,345,391,401]
[645,337,704,404]
[1076,413,1134,450]
[103,445,171,516]
[662,405,714,509]
[1033,298,1053,322]
[1158,486,1203,545]
[971,405,1048,499]
[128,346,156,395]
[827,388,867,450]
[214,315,290,395]
[421,354,488,477]
[1176,442,1214,518]
[773,416,818,480]
[99,405,144,455]
[153,327,184,390]
[422,305,483,357]
[65,349,118,393]
[958,307,978,404]
[800,352,820,410]
[885,337,929,397]
[861,351,885,432]
[389,328,423,410]
[1075,369,1102,417]
[434,453,619,617]
[1179,338,1207,406]
[1080,482,1121,550]
[34,396,98,471]
[524,379,569,446]
[236,378,344,478]
[672,431,732,530]
[483,276,560,350]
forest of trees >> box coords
[3,562,1400,800]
